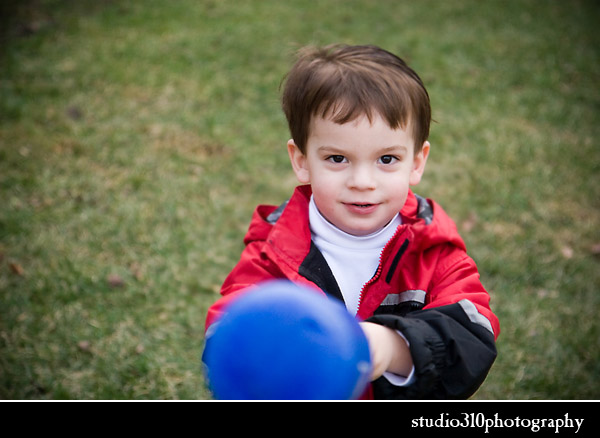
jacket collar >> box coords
[245,184,465,266]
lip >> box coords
[343,202,380,215]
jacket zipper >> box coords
[356,225,406,316]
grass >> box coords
[1,0,599,400]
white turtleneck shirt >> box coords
[308,195,402,316]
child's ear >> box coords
[409,141,430,186]
[287,139,311,184]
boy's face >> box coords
[288,113,429,236]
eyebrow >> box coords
[316,145,344,154]
[316,144,409,155]
[378,145,409,155]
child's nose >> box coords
[348,165,376,190]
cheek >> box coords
[310,176,341,213]
[311,180,336,203]
[307,165,338,190]
[384,174,411,203]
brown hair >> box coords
[281,44,431,154]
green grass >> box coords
[1,0,599,399]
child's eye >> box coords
[327,155,347,163]
[378,155,398,165]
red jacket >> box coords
[205,185,499,399]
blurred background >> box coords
[1,0,598,399]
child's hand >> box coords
[359,322,413,380]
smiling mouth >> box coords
[348,202,376,207]
[343,202,380,214]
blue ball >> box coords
[203,280,372,400]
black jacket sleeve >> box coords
[366,300,497,399]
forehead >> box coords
[308,112,415,151]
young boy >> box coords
[204,44,499,399]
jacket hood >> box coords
[399,188,466,253]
